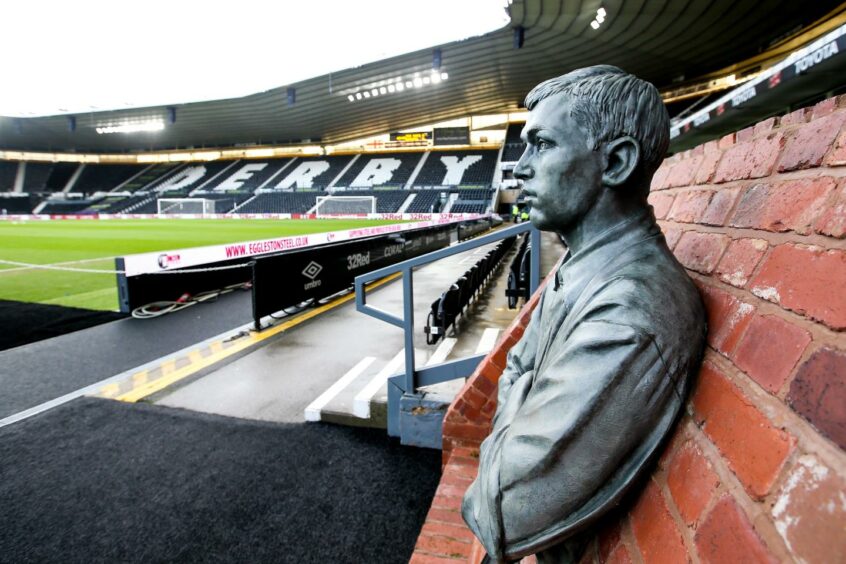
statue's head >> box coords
[514,65,669,233]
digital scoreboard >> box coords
[390,131,431,143]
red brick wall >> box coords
[412,97,846,564]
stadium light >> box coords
[590,20,600,29]
[344,69,449,102]
[95,119,165,134]
[590,6,607,30]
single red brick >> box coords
[432,494,464,512]
[667,441,721,526]
[436,484,471,500]
[733,314,811,393]
[716,238,767,288]
[780,107,812,127]
[749,244,846,330]
[426,507,467,526]
[824,130,846,167]
[714,133,785,183]
[649,192,676,220]
[697,284,755,356]
[779,112,846,172]
[473,372,497,395]
[695,496,776,564]
[476,359,504,385]
[814,181,846,238]
[771,455,846,563]
[410,551,464,563]
[718,133,736,150]
[812,97,837,119]
[691,363,795,498]
[787,347,846,450]
[420,522,475,543]
[668,189,714,223]
[674,231,730,274]
[416,533,473,559]
[753,116,779,137]
[662,226,683,250]
[442,420,490,442]
[736,125,756,144]
[694,150,722,185]
[699,187,739,226]
[439,471,474,489]
[666,154,704,188]
[729,177,836,235]
[651,163,672,191]
[629,479,688,564]
[606,545,633,564]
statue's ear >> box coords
[602,136,640,188]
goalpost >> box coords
[157,198,216,216]
[312,195,376,216]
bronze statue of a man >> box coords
[462,65,706,563]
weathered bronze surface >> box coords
[462,65,707,564]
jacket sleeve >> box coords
[463,317,674,561]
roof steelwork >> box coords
[1,0,843,153]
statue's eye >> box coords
[536,139,552,151]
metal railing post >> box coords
[530,227,541,294]
[402,266,416,393]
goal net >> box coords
[313,195,376,216]
[157,198,216,216]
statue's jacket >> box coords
[462,209,706,562]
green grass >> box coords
[0,219,402,311]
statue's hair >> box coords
[525,65,669,180]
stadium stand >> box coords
[264,155,354,190]
[341,190,408,213]
[412,149,498,187]
[39,199,101,214]
[119,163,181,193]
[403,190,443,213]
[73,164,147,194]
[235,192,318,214]
[501,122,526,162]
[44,163,79,192]
[0,161,19,192]
[334,152,424,188]
[146,161,234,194]
[22,163,55,192]
[0,194,35,214]
[200,158,293,192]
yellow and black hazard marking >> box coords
[93,273,401,403]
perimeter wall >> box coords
[412,95,846,563]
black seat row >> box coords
[424,236,517,345]
[505,234,532,309]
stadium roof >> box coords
[2,0,843,153]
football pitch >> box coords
[0,218,402,311]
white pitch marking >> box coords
[353,351,405,418]
[304,357,376,422]
[475,328,501,355]
[425,337,457,367]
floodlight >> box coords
[388,85,396,93]
[356,92,363,100]
[413,77,423,87]
[379,87,387,94]
[590,20,600,29]
[396,83,405,92]
[347,95,355,102]
[405,81,413,88]
[441,72,449,80]
[363,91,371,98]
[597,7,606,16]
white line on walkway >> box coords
[353,351,405,419]
[425,338,457,367]
[304,357,376,422]
[475,328,501,355]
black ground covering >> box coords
[0,398,442,563]
[0,299,125,351]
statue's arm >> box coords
[494,292,543,423]
[466,318,675,559]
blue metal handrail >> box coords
[354,222,541,437]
